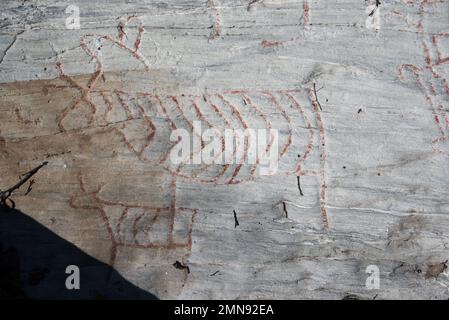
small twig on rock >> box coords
[368,0,381,17]
[247,0,263,11]
[25,180,35,196]
[313,83,323,111]
[297,176,304,196]
[0,162,48,209]
[283,201,288,218]
[233,210,240,228]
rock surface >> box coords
[0,0,448,299]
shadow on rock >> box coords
[0,206,158,300]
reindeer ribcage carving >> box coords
[62,87,329,225]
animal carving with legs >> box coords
[56,14,331,274]
[397,0,449,156]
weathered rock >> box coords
[0,0,448,299]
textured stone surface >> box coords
[0,0,449,299]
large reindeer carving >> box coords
[54,14,330,270]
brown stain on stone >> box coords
[425,260,448,279]
[387,215,426,249]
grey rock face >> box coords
[0,0,448,299]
